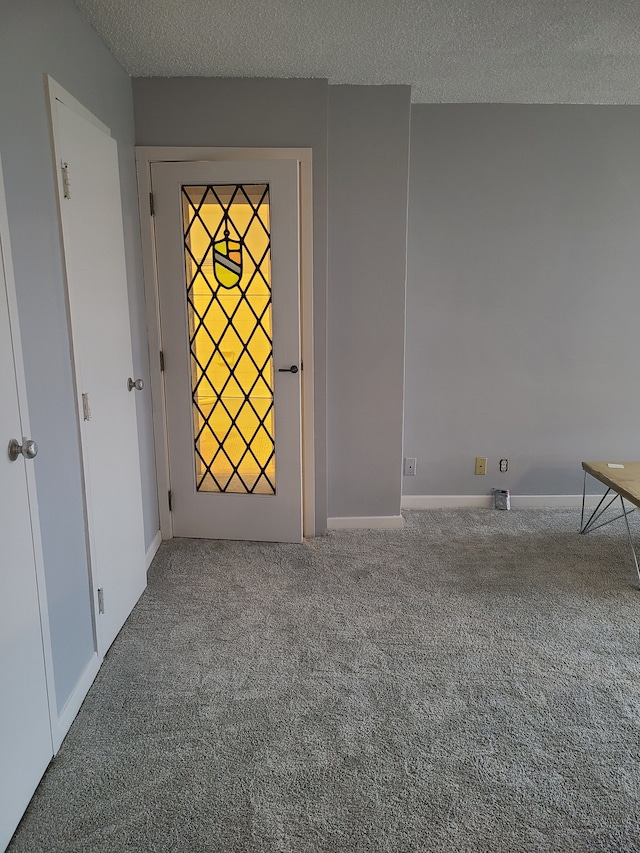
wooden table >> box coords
[581,461,640,586]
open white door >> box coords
[0,157,54,851]
[152,159,303,542]
[51,93,146,653]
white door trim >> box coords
[0,156,57,739]
[136,147,315,538]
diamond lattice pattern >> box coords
[182,184,275,494]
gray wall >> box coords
[133,78,413,524]
[0,0,157,711]
[327,85,411,518]
[132,76,329,531]
[404,105,640,498]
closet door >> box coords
[0,157,54,851]
[52,95,147,653]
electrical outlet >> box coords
[499,458,508,473]
[475,456,487,475]
[404,457,417,476]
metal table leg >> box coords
[620,494,640,586]
[580,469,640,588]
[580,473,634,535]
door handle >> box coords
[8,438,38,461]
[127,377,145,391]
[278,365,299,374]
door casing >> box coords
[136,147,315,539]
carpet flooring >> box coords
[8,509,640,852]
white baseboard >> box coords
[145,529,162,571]
[510,495,604,508]
[51,652,101,752]
[401,494,606,510]
[402,495,493,509]
[327,515,404,530]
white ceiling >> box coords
[74,0,640,104]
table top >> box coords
[582,461,640,509]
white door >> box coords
[152,159,303,542]
[53,97,146,652]
[0,159,53,851]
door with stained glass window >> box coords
[151,159,303,542]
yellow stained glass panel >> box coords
[182,184,275,494]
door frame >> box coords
[136,147,315,538]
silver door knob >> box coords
[127,378,144,392]
[8,438,38,461]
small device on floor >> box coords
[494,489,510,510]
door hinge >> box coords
[61,162,71,199]
[168,490,173,511]
[159,350,165,372]
[82,392,91,421]
[97,587,105,614]
[149,192,155,216]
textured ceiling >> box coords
[74,0,640,103]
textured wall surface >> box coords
[404,104,640,498]
[327,85,411,519]
[0,0,157,710]
[76,0,640,104]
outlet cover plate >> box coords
[404,457,417,476]
[475,456,487,475]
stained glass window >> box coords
[182,184,275,494]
